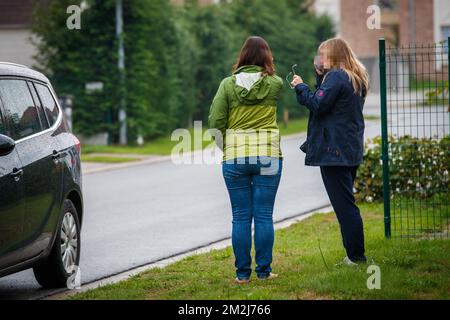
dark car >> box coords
[0,62,83,288]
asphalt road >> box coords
[1,98,446,299]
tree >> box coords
[123,0,181,140]
[189,2,240,122]
[228,0,334,118]
[33,0,121,139]
[32,0,334,144]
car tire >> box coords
[33,199,81,288]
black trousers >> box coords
[320,166,366,262]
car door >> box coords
[0,79,63,259]
[0,90,26,269]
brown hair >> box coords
[232,36,275,76]
[319,38,369,97]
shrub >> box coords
[355,136,450,202]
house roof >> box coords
[0,0,35,28]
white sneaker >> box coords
[342,256,358,266]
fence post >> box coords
[379,38,391,238]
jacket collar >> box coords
[233,65,263,75]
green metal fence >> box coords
[379,38,450,239]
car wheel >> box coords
[33,199,81,288]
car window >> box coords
[35,83,59,127]
[29,82,50,130]
[0,79,42,140]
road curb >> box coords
[83,154,173,175]
[40,203,333,300]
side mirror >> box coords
[0,134,15,157]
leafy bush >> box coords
[355,136,450,202]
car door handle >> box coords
[52,150,63,161]
[10,168,23,182]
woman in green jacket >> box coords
[208,36,284,284]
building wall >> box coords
[340,0,387,92]
[0,0,36,67]
[399,0,434,46]
[340,0,436,56]
[339,0,443,91]
[314,0,341,36]
[0,29,37,67]
[340,0,386,59]
[433,0,450,75]
[434,0,450,43]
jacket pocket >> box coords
[322,128,340,159]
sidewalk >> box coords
[364,93,381,116]
[81,154,172,174]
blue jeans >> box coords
[222,157,282,280]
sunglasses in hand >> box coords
[286,64,298,89]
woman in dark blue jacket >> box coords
[291,38,369,264]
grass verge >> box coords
[81,155,141,163]
[278,118,308,136]
[70,203,450,300]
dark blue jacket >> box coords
[295,68,365,167]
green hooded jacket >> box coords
[208,65,284,161]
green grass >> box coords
[390,196,450,239]
[409,78,448,91]
[364,115,380,121]
[278,118,308,136]
[70,203,450,300]
[82,128,206,156]
[417,98,449,107]
[82,118,309,157]
[81,155,140,163]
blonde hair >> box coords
[319,38,369,97]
